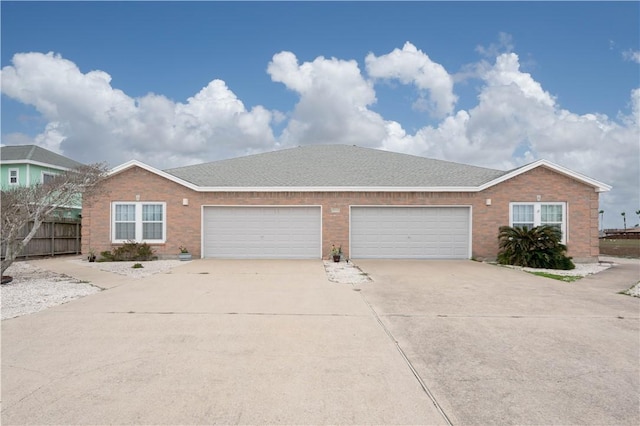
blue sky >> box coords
[1,1,639,227]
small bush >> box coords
[132,263,144,269]
[98,241,157,262]
[497,225,575,270]
[99,251,114,262]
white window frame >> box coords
[111,202,166,244]
[509,202,567,243]
[41,171,57,184]
[8,168,19,185]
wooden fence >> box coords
[602,231,640,240]
[1,219,82,259]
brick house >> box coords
[82,145,610,262]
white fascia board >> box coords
[108,160,200,191]
[0,159,71,171]
[479,159,612,193]
[193,186,481,193]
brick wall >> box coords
[83,165,600,262]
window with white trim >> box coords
[8,168,19,185]
[42,172,56,184]
[112,202,166,243]
[510,202,567,242]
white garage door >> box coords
[203,206,321,259]
[350,207,470,259]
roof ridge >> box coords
[163,144,508,188]
[26,144,38,160]
[165,144,504,174]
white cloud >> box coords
[1,46,638,228]
[483,53,555,106]
[382,53,639,228]
[0,52,276,167]
[267,51,390,147]
[365,42,457,118]
[623,49,640,64]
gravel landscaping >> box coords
[1,262,101,320]
[1,259,185,320]
[70,258,185,279]
[500,261,612,277]
[323,259,373,284]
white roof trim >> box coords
[480,159,611,193]
[195,186,482,192]
[0,159,72,171]
[109,159,611,193]
[109,160,201,191]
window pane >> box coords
[116,204,135,221]
[513,205,534,223]
[115,223,136,240]
[143,204,162,221]
[541,205,562,223]
[143,223,163,240]
[43,173,55,184]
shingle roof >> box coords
[1,145,83,169]
[165,144,508,188]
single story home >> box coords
[82,144,610,262]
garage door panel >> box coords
[203,207,321,259]
[351,207,470,259]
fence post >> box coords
[76,222,80,254]
[51,221,55,257]
[25,222,30,260]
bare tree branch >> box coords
[1,163,109,276]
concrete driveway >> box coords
[1,260,447,425]
[2,259,638,425]
[356,259,640,425]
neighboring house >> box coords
[82,144,611,262]
[1,144,84,219]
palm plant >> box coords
[621,212,626,231]
[497,225,574,270]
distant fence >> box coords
[601,232,640,240]
[1,219,82,259]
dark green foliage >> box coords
[98,241,157,262]
[497,225,575,270]
[98,251,113,262]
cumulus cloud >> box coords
[268,51,390,147]
[381,53,638,226]
[1,45,638,227]
[365,42,457,118]
[1,52,276,167]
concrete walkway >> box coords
[1,258,448,425]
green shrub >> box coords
[98,241,157,262]
[132,263,144,269]
[497,225,575,270]
[99,250,114,262]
